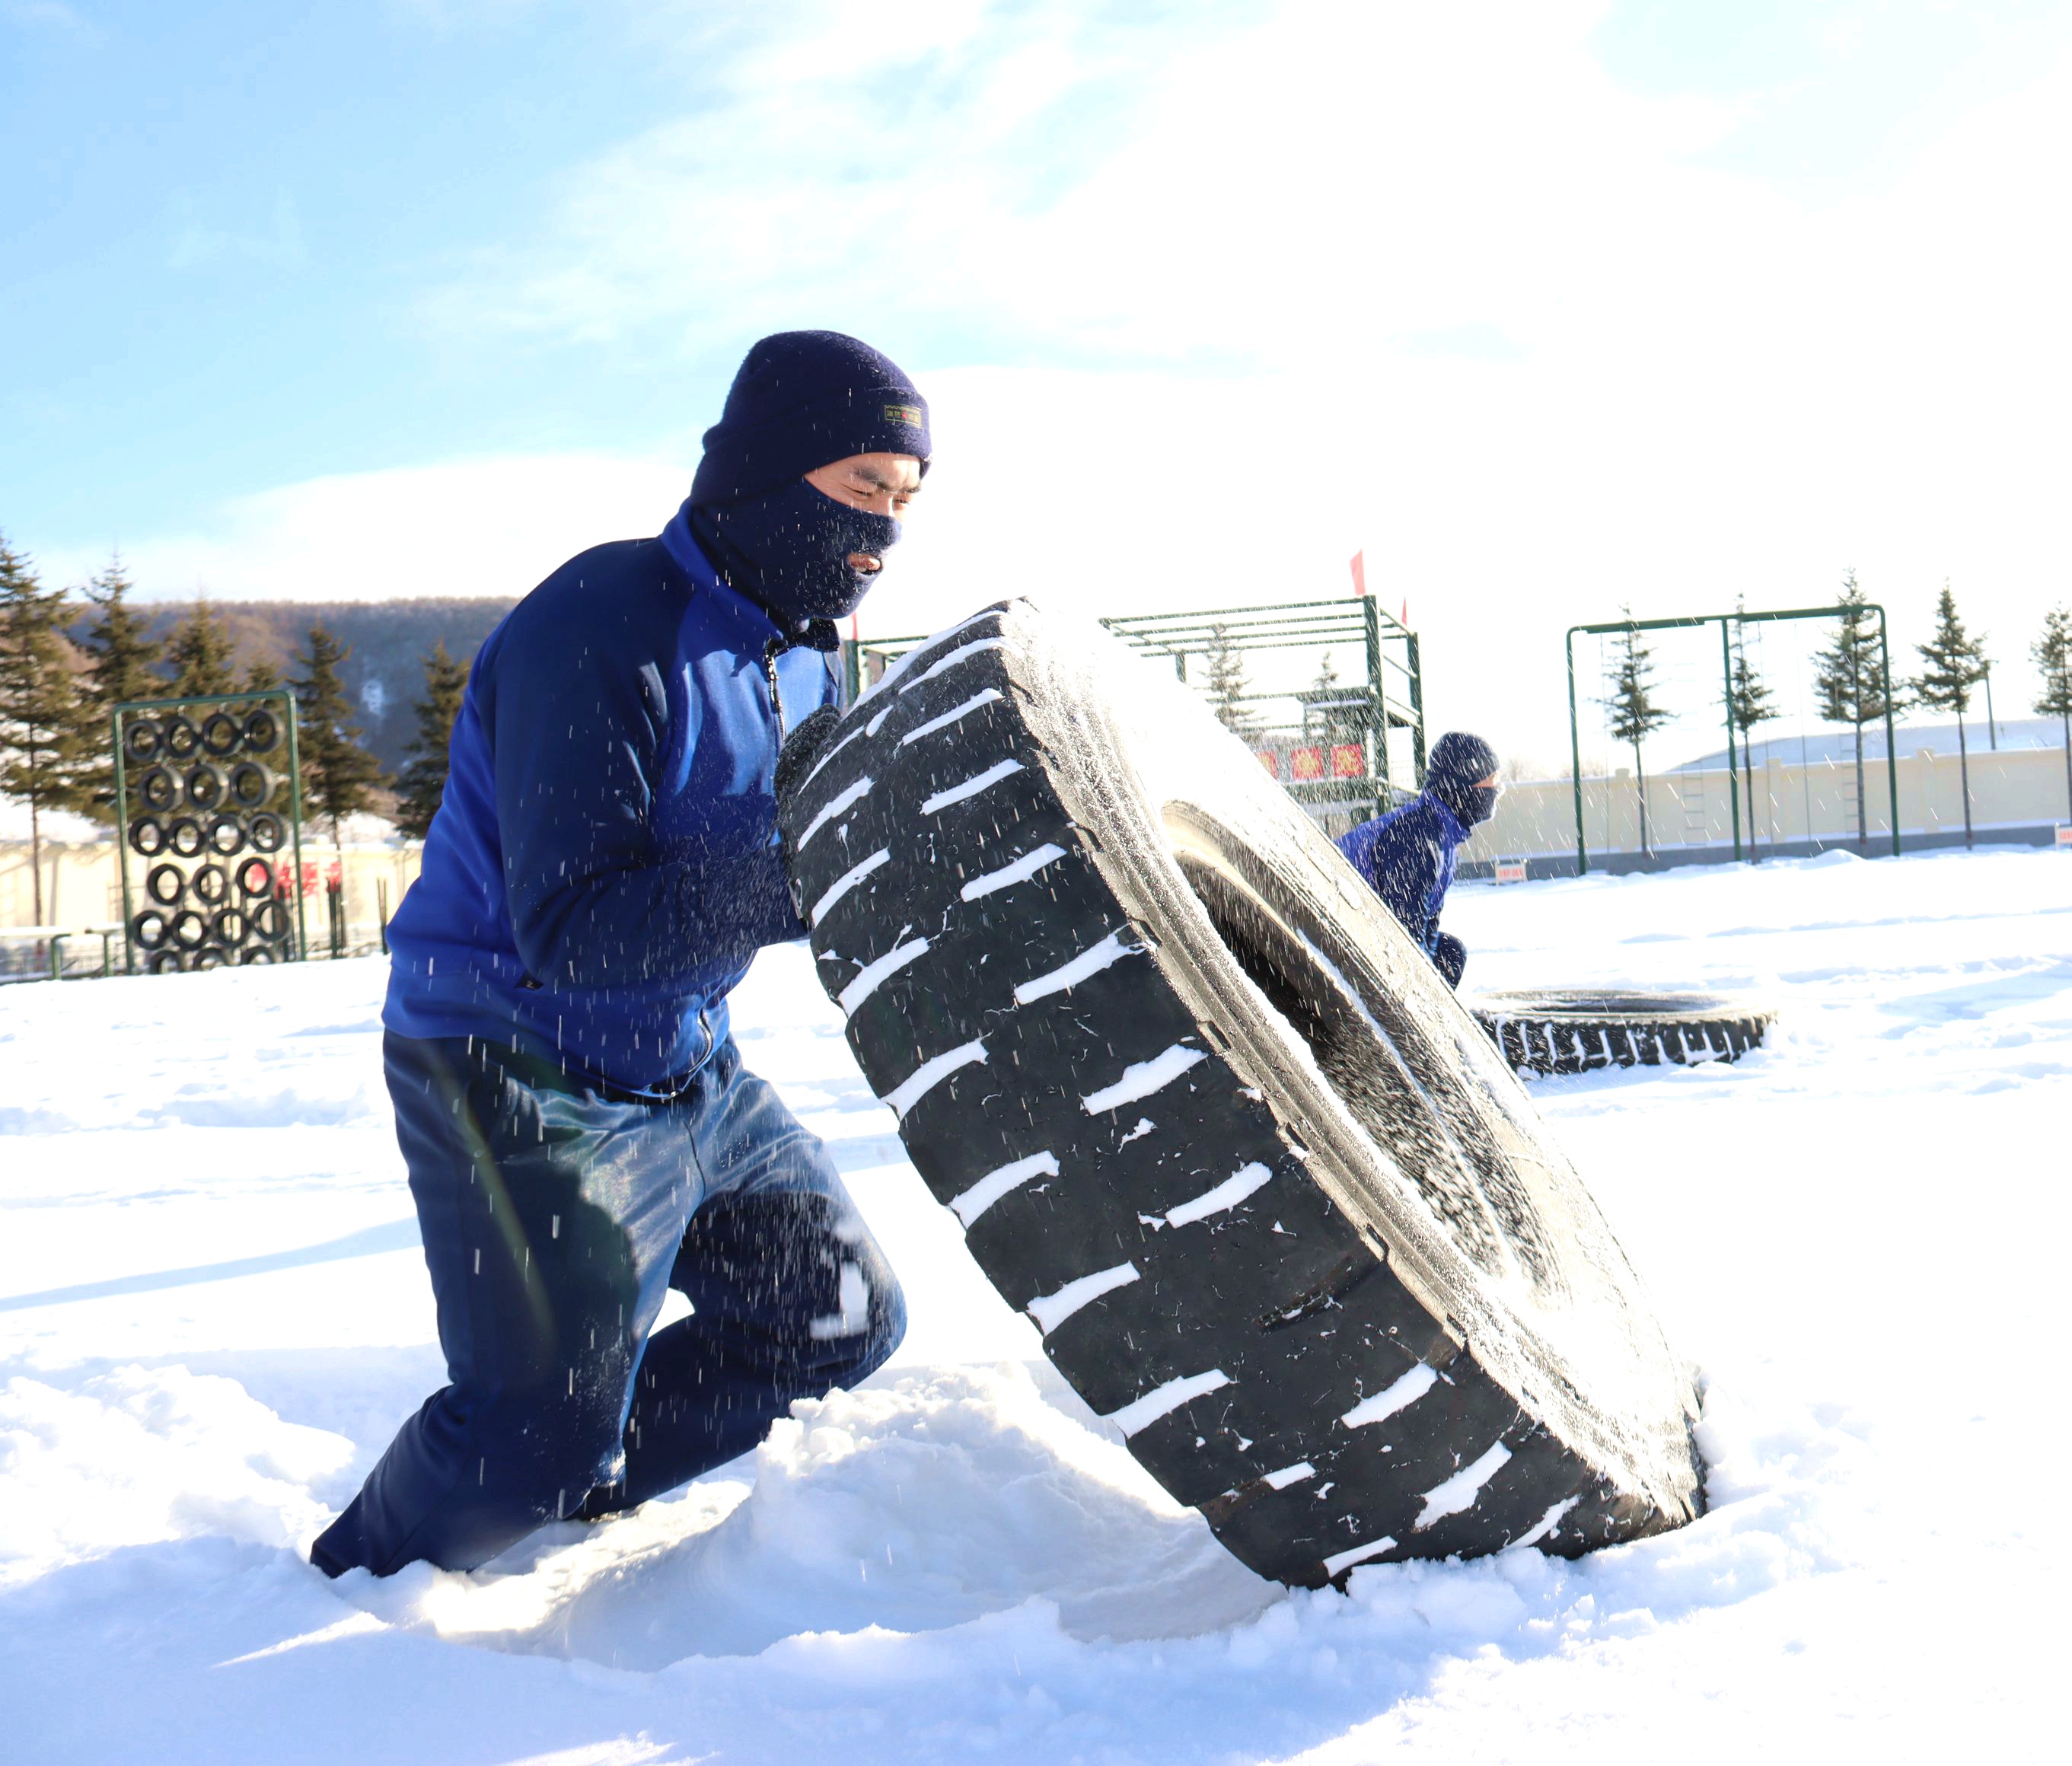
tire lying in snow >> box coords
[777,601,1704,1587]
[1471,991,1774,1077]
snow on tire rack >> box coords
[778,600,1705,1588]
[1471,990,1776,1078]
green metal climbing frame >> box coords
[843,596,1426,830]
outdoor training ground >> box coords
[2,846,2064,1764]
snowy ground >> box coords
[2,846,2067,1764]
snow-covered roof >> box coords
[1671,716,2065,772]
[0,799,109,843]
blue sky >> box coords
[6,1,2070,754]
[4,0,770,532]
[6,0,1270,535]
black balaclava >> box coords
[1424,730,1501,827]
[690,484,900,625]
[687,330,930,627]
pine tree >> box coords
[74,553,165,812]
[1599,610,1673,858]
[1308,649,1337,733]
[292,623,386,850]
[1811,572,1901,853]
[2032,603,2072,822]
[1205,623,1256,735]
[164,598,239,699]
[1726,601,1776,857]
[241,655,282,693]
[1911,580,1989,849]
[0,536,94,920]
[392,639,469,840]
[1302,649,1364,745]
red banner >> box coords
[1253,748,1280,779]
[1290,746,1325,781]
[275,859,343,899]
[1331,743,1366,779]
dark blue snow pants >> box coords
[310,1031,905,1578]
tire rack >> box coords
[110,689,308,974]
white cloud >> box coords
[60,0,2072,764]
[3,1,103,43]
[47,453,689,607]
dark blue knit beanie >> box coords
[690,330,930,507]
[1425,730,1500,827]
[1426,731,1499,791]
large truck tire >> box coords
[776,601,1704,1589]
[1471,990,1774,1077]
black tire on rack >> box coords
[170,909,209,950]
[200,711,242,756]
[162,715,201,760]
[248,811,285,853]
[235,856,274,898]
[230,761,274,808]
[132,910,170,951]
[1471,992,1774,1077]
[777,601,1704,1591]
[191,946,227,971]
[145,862,186,907]
[206,814,246,856]
[238,943,276,964]
[242,707,281,754]
[252,899,291,942]
[123,719,164,763]
[211,907,251,946]
[148,949,185,974]
[129,817,168,858]
[191,862,230,907]
[185,762,227,811]
[168,817,206,859]
[139,766,180,813]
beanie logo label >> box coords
[882,403,923,429]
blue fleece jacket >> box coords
[382,505,837,1090]
[1336,791,1469,961]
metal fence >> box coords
[0,925,125,985]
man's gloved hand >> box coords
[775,704,843,806]
[1433,932,1467,990]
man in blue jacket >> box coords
[1337,731,1500,990]
[312,332,922,1578]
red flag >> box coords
[1349,550,1368,598]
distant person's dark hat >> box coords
[1426,731,1499,789]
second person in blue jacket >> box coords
[1337,731,1500,989]
[313,332,925,1579]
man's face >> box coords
[803,451,923,576]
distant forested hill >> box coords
[107,598,517,775]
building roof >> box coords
[1672,716,2065,771]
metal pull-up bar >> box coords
[1564,603,1902,875]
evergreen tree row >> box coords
[1,534,473,917]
